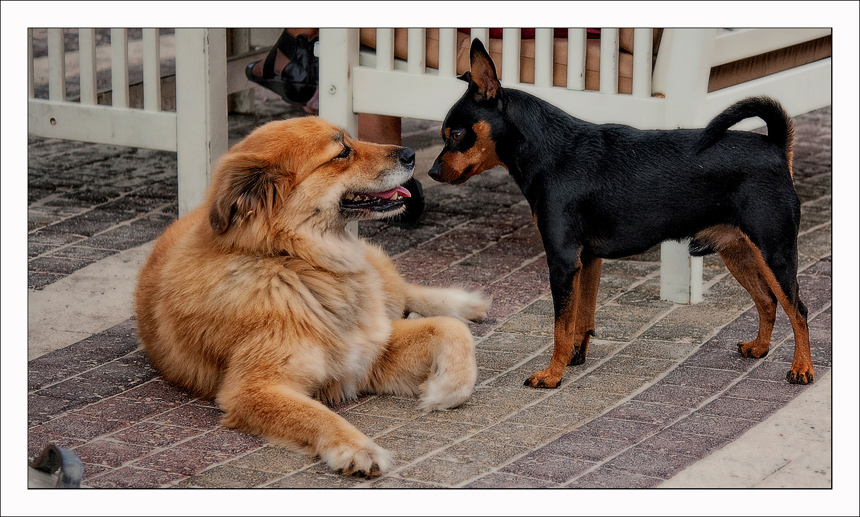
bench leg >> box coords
[660,240,704,304]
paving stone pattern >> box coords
[27,97,831,488]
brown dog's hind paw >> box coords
[339,460,384,478]
[338,461,358,476]
[340,462,383,478]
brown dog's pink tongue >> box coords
[373,186,412,199]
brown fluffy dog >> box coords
[135,117,490,477]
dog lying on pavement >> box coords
[136,117,490,477]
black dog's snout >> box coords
[428,161,442,181]
[399,147,415,168]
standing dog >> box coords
[430,39,813,388]
[136,117,490,477]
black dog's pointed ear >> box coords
[457,71,472,83]
[209,153,286,235]
[469,38,501,100]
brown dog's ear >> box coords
[209,153,286,235]
[469,38,501,100]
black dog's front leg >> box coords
[524,214,603,387]
[524,229,596,387]
[524,261,580,388]
[568,256,602,366]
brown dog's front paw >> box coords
[524,370,562,389]
[325,441,392,478]
[786,366,815,385]
[339,460,384,478]
[737,339,769,358]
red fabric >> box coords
[457,28,600,39]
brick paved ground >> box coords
[26,97,832,492]
[20,28,834,495]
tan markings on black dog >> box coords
[437,121,503,184]
[740,233,812,383]
[136,117,491,478]
[715,232,778,358]
[525,255,602,388]
[694,224,813,382]
[571,258,603,363]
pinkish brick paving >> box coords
[27,98,832,488]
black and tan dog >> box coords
[429,39,813,388]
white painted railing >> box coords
[28,28,229,216]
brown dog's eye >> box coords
[451,130,465,142]
[335,146,351,159]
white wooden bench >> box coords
[28,28,831,304]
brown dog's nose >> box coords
[399,147,415,168]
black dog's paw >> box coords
[524,370,562,389]
[568,331,594,366]
[736,340,769,359]
[568,350,587,366]
[786,368,814,385]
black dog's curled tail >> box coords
[696,96,795,170]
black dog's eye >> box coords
[335,146,351,159]
[451,129,465,142]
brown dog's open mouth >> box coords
[340,184,412,215]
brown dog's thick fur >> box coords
[135,117,490,477]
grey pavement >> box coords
[13,27,852,517]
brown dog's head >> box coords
[428,39,507,185]
[206,117,414,251]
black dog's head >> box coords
[428,39,508,185]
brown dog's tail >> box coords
[696,96,795,174]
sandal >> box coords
[389,178,425,228]
[246,30,319,111]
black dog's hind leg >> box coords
[739,227,813,384]
[757,242,813,384]
[719,238,778,359]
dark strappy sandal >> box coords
[389,178,425,228]
[245,30,319,109]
